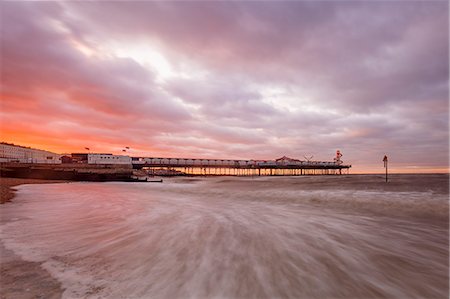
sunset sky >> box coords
[1,1,448,173]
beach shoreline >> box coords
[1,177,67,299]
[1,177,70,204]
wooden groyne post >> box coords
[383,155,388,182]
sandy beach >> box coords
[1,178,67,299]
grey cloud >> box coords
[1,1,447,171]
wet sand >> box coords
[1,178,66,299]
[1,178,69,204]
[0,243,63,299]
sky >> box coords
[0,1,448,173]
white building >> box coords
[0,142,61,164]
[87,153,132,165]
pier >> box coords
[131,155,351,176]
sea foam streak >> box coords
[0,175,448,298]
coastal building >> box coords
[88,153,132,165]
[71,153,132,165]
[0,142,61,164]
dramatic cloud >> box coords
[1,1,448,172]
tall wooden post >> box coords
[383,155,388,182]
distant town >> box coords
[0,142,351,180]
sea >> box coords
[0,174,448,298]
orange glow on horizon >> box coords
[350,168,449,175]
